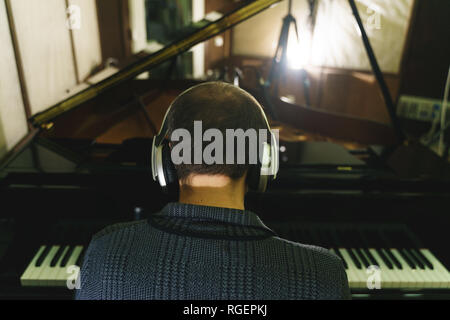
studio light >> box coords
[287,24,312,69]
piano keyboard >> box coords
[19,224,450,291]
[20,245,84,287]
[331,247,450,289]
[272,224,450,290]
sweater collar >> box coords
[150,202,276,239]
[160,202,268,227]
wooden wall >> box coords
[0,0,28,158]
[7,0,78,115]
[0,0,103,159]
[69,0,102,82]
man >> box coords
[76,82,350,300]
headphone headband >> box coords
[151,82,279,191]
[154,83,273,144]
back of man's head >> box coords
[167,82,267,182]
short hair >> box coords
[166,82,267,181]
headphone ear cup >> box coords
[249,141,274,193]
[161,142,178,188]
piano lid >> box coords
[30,0,283,127]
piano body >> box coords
[1,0,450,300]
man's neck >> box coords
[178,175,246,210]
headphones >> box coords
[151,84,279,193]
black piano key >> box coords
[397,230,434,270]
[384,229,416,269]
[399,249,417,269]
[334,249,348,269]
[413,249,434,270]
[364,229,394,269]
[396,231,425,269]
[60,245,75,267]
[50,246,66,267]
[401,249,417,269]
[408,249,425,269]
[379,230,405,270]
[403,231,434,269]
[355,230,380,267]
[35,245,51,267]
[376,248,394,269]
[345,229,370,269]
[348,249,363,269]
[385,249,403,270]
[355,249,371,268]
[362,248,379,266]
[350,230,376,268]
[76,247,85,267]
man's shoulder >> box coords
[272,237,350,299]
[92,220,147,242]
[272,236,345,269]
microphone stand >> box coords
[263,0,312,121]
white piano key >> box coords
[382,248,413,289]
[46,245,70,287]
[353,248,383,288]
[368,249,396,289]
[339,248,366,289]
[404,250,432,289]
[55,246,84,287]
[20,246,46,287]
[391,249,427,289]
[350,248,370,289]
[36,246,61,287]
[408,249,442,289]
[410,249,443,288]
[335,249,357,287]
[420,249,450,289]
[420,267,442,289]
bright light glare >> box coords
[287,25,312,70]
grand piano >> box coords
[1,0,449,300]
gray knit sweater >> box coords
[75,202,350,300]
